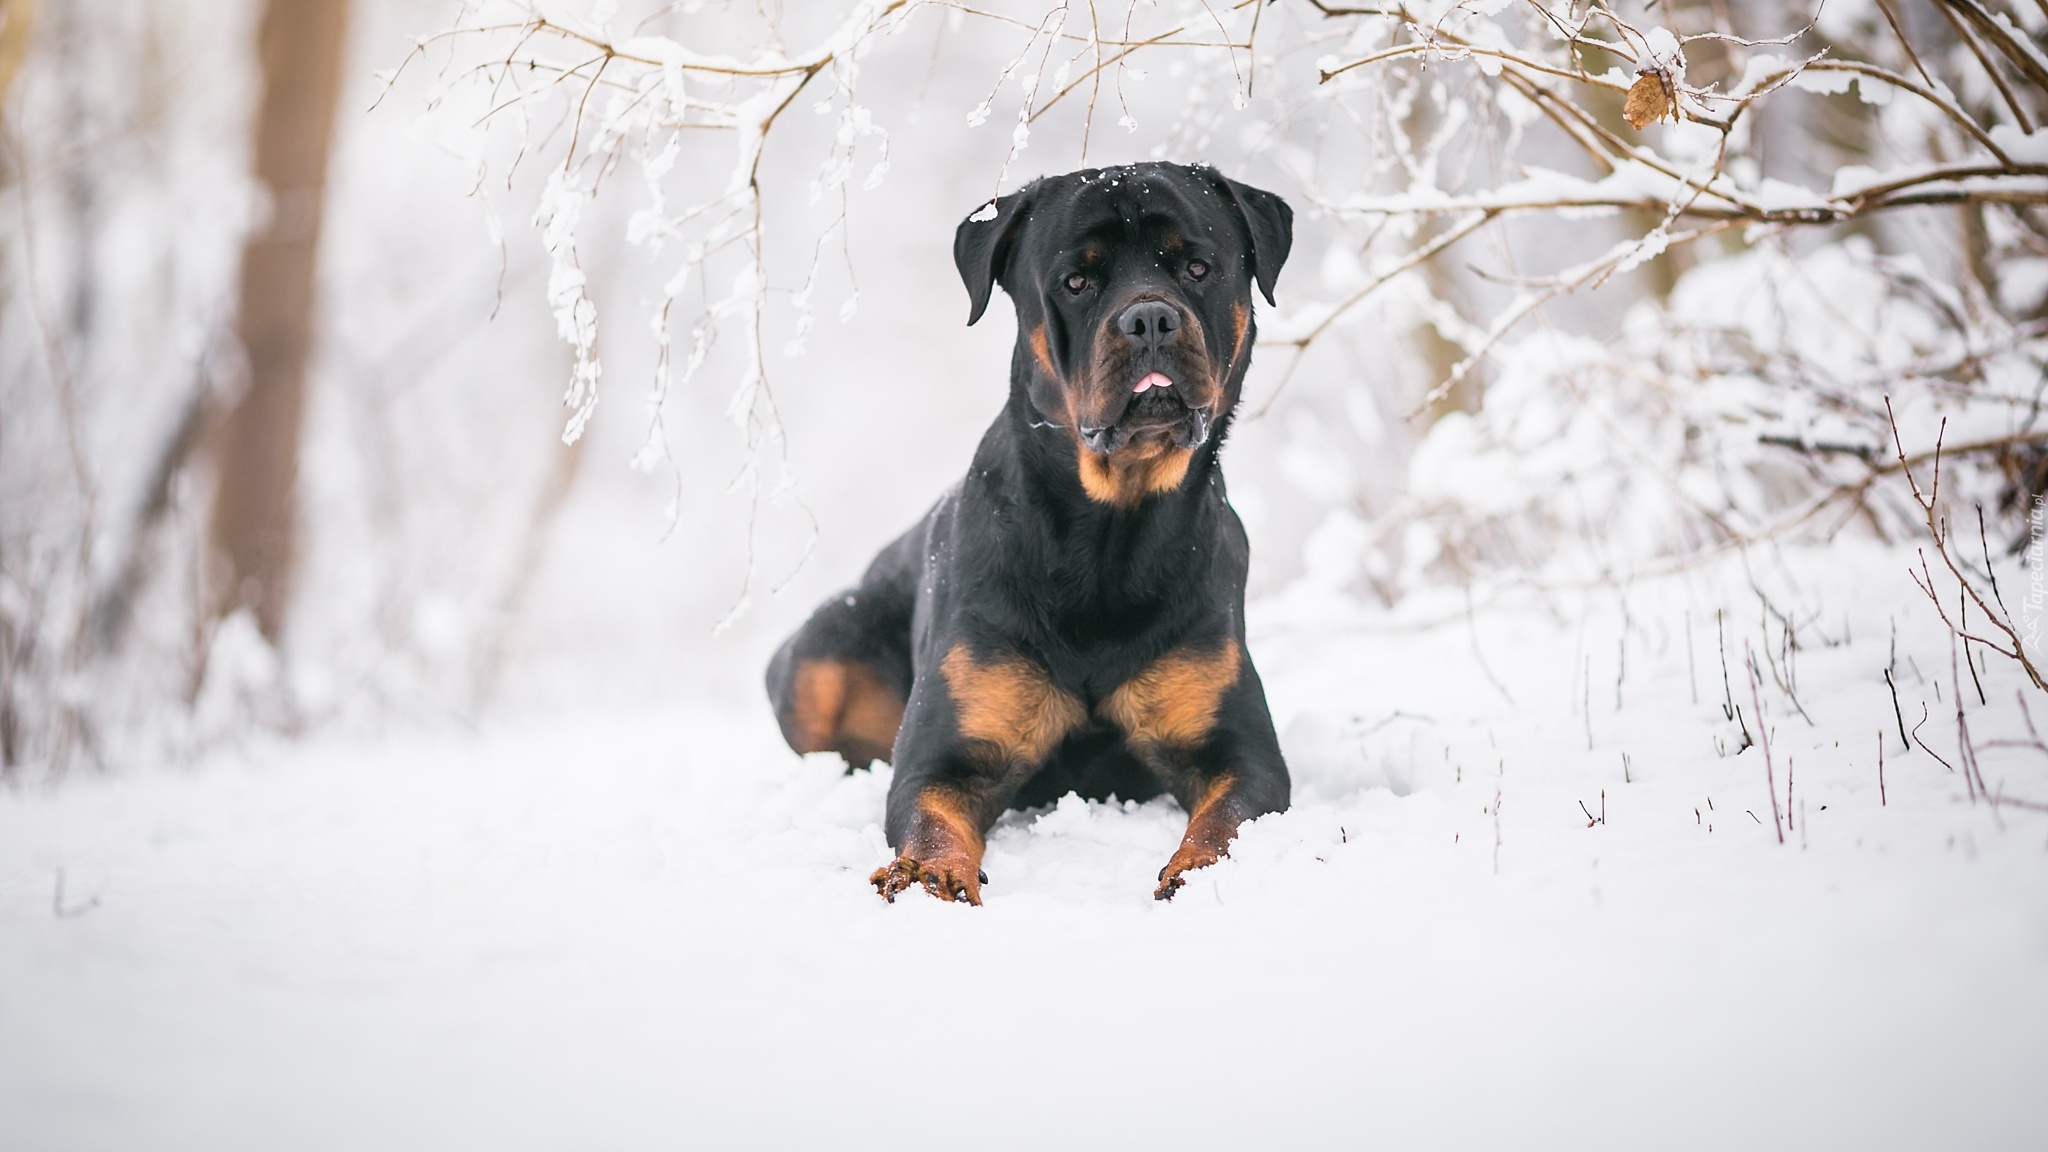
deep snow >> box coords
[3,543,2045,1150]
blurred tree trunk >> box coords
[209,0,350,640]
[0,0,36,106]
[1405,90,1481,420]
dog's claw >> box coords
[977,869,989,886]
[870,855,983,906]
[1155,842,1229,901]
[870,860,913,903]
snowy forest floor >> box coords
[3,541,2045,1150]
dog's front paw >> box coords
[871,854,986,905]
[1153,843,1226,901]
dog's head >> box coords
[955,162,1292,504]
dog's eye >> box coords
[1065,273,1089,294]
[1186,259,1209,281]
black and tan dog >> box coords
[766,162,1293,903]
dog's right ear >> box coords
[954,188,1033,326]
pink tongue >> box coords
[1134,372,1173,394]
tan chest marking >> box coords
[941,644,1088,767]
[1101,639,1242,750]
[1076,442,1194,507]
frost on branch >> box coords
[401,0,923,461]
[1401,238,2048,584]
[400,0,1275,486]
[402,0,2048,687]
[1296,0,2048,620]
[390,0,1278,629]
[537,165,602,444]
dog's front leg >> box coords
[1153,771,1266,901]
[1101,641,1291,900]
[870,644,1086,905]
[870,780,991,905]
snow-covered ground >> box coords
[4,543,2045,1150]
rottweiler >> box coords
[766,161,1293,903]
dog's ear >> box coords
[1217,175,1293,306]
[954,188,1033,326]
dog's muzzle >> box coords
[1080,377,1213,454]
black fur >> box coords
[767,162,1294,902]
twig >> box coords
[1939,0,2048,93]
[1756,595,1815,725]
[1885,668,1909,745]
[1871,0,1933,88]
[1886,397,2048,693]
[1977,506,2008,617]
[1912,700,1959,775]
[1718,608,1735,720]
[1952,633,1991,805]
[1492,775,1503,875]
[1932,0,2038,132]
[1253,210,1496,417]
[1745,643,1786,844]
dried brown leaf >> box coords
[1624,71,1675,130]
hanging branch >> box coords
[1298,0,2047,394]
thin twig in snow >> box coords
[1745,642,1786,844]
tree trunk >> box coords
[0,0,38,107]
[209,0,350,639]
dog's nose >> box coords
[1117,300,1179,351]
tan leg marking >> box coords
[1102,639,1248,899]
[872,788,988,904]
[1100,639,1242,751]
[941,644,1087,768]
[1155,773,1246,901]
[786,659,905,765]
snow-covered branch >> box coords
[1282,0,2048,663]
[393,0,925,464]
